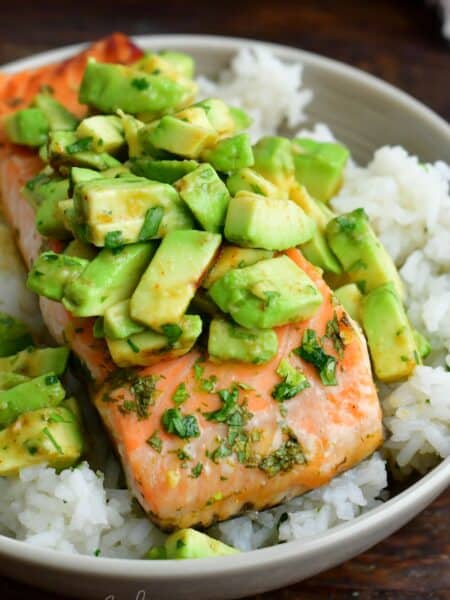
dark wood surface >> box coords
[0,1,449,599]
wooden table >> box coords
[0,1,449,598]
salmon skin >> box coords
[0,35,383,531]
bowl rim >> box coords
[0,33,449,581]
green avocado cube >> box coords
[175,164,230,233]
[74,176,194,247]
[413,330,431,359]
[76,115,125,155]
[203,133,254,172]
[202,246,273,289]
[226,168,279,198]
[0,372,65,429]
[79,60,194,115]
[3,108,49,147]
[103,300,145,340]
[130,230,221,331]
[0,313,33,358]
[63,242,156,317]
[194,98,238,137]
[0,406,83,477]
[0,346,69,378]
[208,318,278,364]
[35,178,71,240]
[289,183,335,230]
[159,51,195,79]
[106,314,202,367]
[334,284,363,324]
[70,167,103,187]
[224,191,315,250]
[292,138,349,203]
[151,528,239,560]
[130,158,198,184]
[300,229,342,274]
[118,111,145,157]
[325,208,404,299]
[362,283,418,383]
[0,373,30,391]
[27,252,89,302]
[48,131,121,171]
[252,136,294,190]
[33,92,78,132]
[209,255,323,329]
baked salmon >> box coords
[0,35,383,531]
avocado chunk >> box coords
[334,283,363,323]
[158,51,195,79]
[130,157,198,184]
[224,191,315,250]
[103,300,145,340]
[226,168,279,198]
[0,373,30,391]
[301,230,342,274]
[64,239,97,261]
[33,91,78,132]
[70,167,104,188]
[194,98,238,138]
[106,314,202,367]
[325,208,404,299]
[76,115,125,155]
[73,176,194,247]
[63,242,155,317]
[118,111,145,157]
[292,138,349,203]
[362,283,418,382]
[209,255,322,329]
[175,164,230,233]
[208,318,278,364]
[202,133,254,172]
[202,246,273,289]
[0,406,83,477]
[0,347,69,378]
[0,372,65,429]
[3,108,49,147]
[130,230,221,330]
[0,312,33,358]
[289,183,335,231]
[413,330,431,360]
[79,60,195,115]
[58,199,88,242]
[34,178,71,240]
[27,251,89,302]
[48,131,121,171]
[252,136,294,192]
[146,528,239,560]
[139,108,217,159]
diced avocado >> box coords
[79,60,195,115]
[27,251,89,302]
[70,167,103,187]
[64,239,97,261]
[76,115,125,155]
[107,314,202,367]
[48,131,121,171]
[58,199,88,242]
[203,133,254,172]
[202,246,273,289]
[362,283,418,382]
[130,157,198,184]
[226,168,279,198]
[300,230,342,274]
[130,230,221,330]
[103,300,145,340]
[194,98,237,138]
[62,396,83,423]
[33,92,78,131]
[0,312,33,358]
[209,255,323,329]
[252,136,294,192]
[0,372,65,429]
[153,528,239,560]
[334,284,363,323]
[140,108,217,159]
[0,347,70,378]
[3,108,49,147]
[0,406,83,477]
[292,138,349,203]
[229,107,252,132]
[208,318,278,364]
[175,164,230,233]
[224,191,315,250]
[63,242,155,317]
[413,330,431,359]
[159,51,195,79]
[325,208,404,299]
[118,111,145,157]
[74,176,194,247]
[35,178,71,239]
[0,373,30,391]
[289,183,334,231]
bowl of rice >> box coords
[0,34,449,600]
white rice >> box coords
[0,47,449,558]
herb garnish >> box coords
[295,329,337,386]
[104,230,124,249]
[161,323,183,348]
[190,463,203,478]
[66,137,93,154]
[325,313,345,358]
[272,358,309,401]
[131,77,150,90]
[172,383,189,406]
[127,338,140,354]
[259,434,306,477]
[44,374,58,386]
[147,431,163,453]
[42,427,64,454]
[138,206,164,241]
[162,408,200,439]
[119,374,159,418]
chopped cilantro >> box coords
[194,362,204,380]
[66,137,93,154]
[295,329,337,386]
[211,439,232,463]
[131,375,158,418]
[127,338,140,353]
[172,382,189,406]
[104,230,124,249]
[161,323,183,347]
[94,549,101,557]
[42,427,64,454]
[190,462,203,478]
[44,374,59,386]
[147,431,163,453]
[264,290,280,308]
[131,77,150,90]
[259,435,306,477]
[200,375,217,393]
[325,313,345,358]
[162,408,200,439]
[272,358,309,401]
[138,206,164,241]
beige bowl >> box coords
[0,35,449,600]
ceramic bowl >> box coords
[0,34,449,600]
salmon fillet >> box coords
[0,35,383,531]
